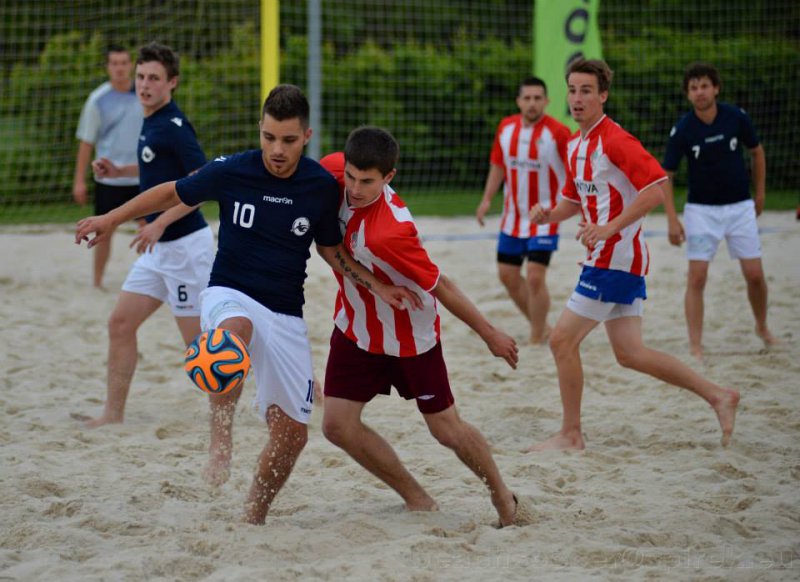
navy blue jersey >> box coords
[138,100,208,241]
[662,102,759,205]
[175,151,343,316]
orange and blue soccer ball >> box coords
[184,328,250,395]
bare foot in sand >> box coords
[203,445,232,487]
[690,344,704,363]
[80,412,123,429]
[756,326,779,348]
[493,490,517,527]
[524,429,585,452]
[713,387,740,447]
[529,326,551,346]
[404,492,438,512]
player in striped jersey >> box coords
[476,77,571,344]
[320,127,522,527]
[527,59,739,452]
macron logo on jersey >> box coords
[263,194,293,205]
[214,156,228,162]
[170,117,183,127]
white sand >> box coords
[1,211,798,581]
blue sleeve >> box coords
[662,123,684,171]
[738,108,760,149]
[171,121,207,175]
[175,157,225,206]
[314,181,344,247]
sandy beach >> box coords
[1,211,798,581]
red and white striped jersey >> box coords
[562,115,667,276]
[320,153,441,357]
[490,113,571,238]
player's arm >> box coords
[92,157,139,179]
[130,201,202,254]
[75,181,181,248]
[431,274,518,369]
[73,141,94,205]
[662,171,685,246]
[749,144,766,216]
[316,243,423,310]
[577,181,665,249]
[476,163,504,227]
[530,197,581,225]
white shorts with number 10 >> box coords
[199,286,315,425]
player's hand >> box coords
[375,283,424,311]
[75,215,114,249]
[667,218,685,246]
[131,221,166,254]
[72,181,88,205]
[92,157,120,179]
[754,192,765,216]
[476,199,491,227]
[530,204,551,225]
[484,329,519,369]
[576,221,611,249]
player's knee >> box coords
[548,326,572,357]
[321,415,354,447]
[613,346,643,370]
[428,421,461,450]
[686,271,707,290]
[107,310,137,339]
[526,272,546,293]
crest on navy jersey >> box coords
[290,217,310,236]
[141,146,155,163]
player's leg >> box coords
[527,295,601,452]
[322,396,437,511]
[685,260,709,360]
[604,314,739,446]
[525,251,552,344]
[92,236,114,290]
[496,234,529,318]
[84,290,162,428]
[739,258,777,345]
[203,315,251,486]
[423,405,517,526]
[244,404,308,525]
[725,200,777,347]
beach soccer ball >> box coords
[184,329,250,395]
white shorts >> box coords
[566,292,644,322]
[684,199,761,261]
[200,286,314,425]
[122,226,215,316]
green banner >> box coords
[534,0,603,130]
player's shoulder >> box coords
[497,113,522,131]
[210,149,257,168]
[719,101,752,122]
[86,81,113,104]
[301,156,340,190]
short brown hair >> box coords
[261,84,310,129]
[682,62,721,94]
[344,126,399,177]
[137,42,180,79]
[566,58,613,93]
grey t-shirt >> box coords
[76,81,143,187]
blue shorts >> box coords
[573,265,647,305]
[497,233,558,266]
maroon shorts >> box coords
[324,327,455,414]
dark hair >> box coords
[566,58,613,93]
[261,84,310,128]
[137,42,180,79]
[344,126,399,177]
[682,62,722,94]
[519,76,547,96]
[105,44,129,61]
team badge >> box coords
[141,146,155,163]
[290,217,310,236]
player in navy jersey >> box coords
[76,84,420,525]
[76,42,216,432]
[662,62,777,361]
